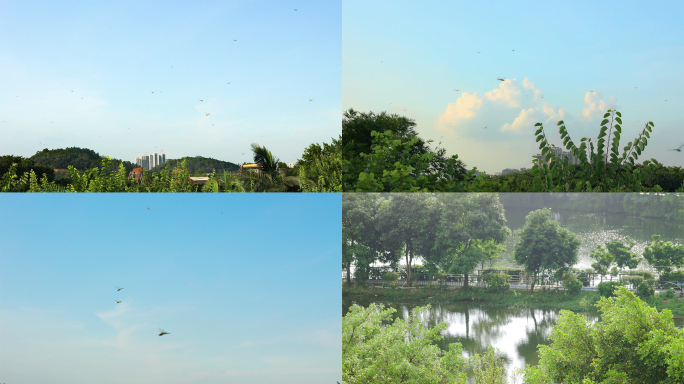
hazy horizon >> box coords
[343,0,684,174]
[1,0,341,165]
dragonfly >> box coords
[159,328,170,336]
[669,144,684,152]
[116,286,124,291]
[497,78,507,82]
[116,300,121,304]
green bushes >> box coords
[522,287,684,384]
[562,273,583,295]
[660,289,676,300]
[598,281,622,298]
[382,272,400,287]
[636,280,655,299]
[483,273,511,293]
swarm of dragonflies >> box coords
[115,286,170,336]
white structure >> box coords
[535,146,578,167]
[135,153,167,170]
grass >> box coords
[342,284,684,316]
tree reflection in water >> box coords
[342,298,602,380]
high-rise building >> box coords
[134,153,167,170]
[535,146,579,167]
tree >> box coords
[342,109,468,192]
[298,136,342,192]
[430,193,510,289]
[343,303,466,384]
[513,208,581,292]
[590,245,614,282]
[342,194,386,287]
[606,237,641,275]
[522,287,684,384]
[237,144,299,191]
[643,234,684,274]
[375,194,440,287]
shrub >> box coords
[562,273,583,295]
[636,280,655,299]
[619,275,644,289]
[598,281,622,298]
[660,288,676,300]
[483,273,511,294]
[382,272,400,287]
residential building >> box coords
[535,146,579,167]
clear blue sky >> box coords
[0,0,341,166]
[0,194,341,384]
[343,0,684,174]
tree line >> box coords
[343,193,684,293]
[1,136,341,192]
[342,108,684,192]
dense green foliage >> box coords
[597,281,622,298]
[343,109,474,192]
[150,156,239,175]
[342,193,509,288]
[1,137,342,192]
[532,109,662,192]
[643,234,684,273]
[522,287,684,384]
[28,147,138,172]
[561,273,583,295]
[0,155,56,187]
[342,108,682,192]
[513,209,581,292]
[429,194,510,288]
[342,303,507,384]
[483,272,512,293]
[499,192,684,220]
[297,136,342,192]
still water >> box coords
[343,297,684,382]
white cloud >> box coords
[581,91,618,120]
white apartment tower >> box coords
[135,153,166,170]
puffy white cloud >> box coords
[581,91,618,120]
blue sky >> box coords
[343,0,684,174]
[0,194,341,384]
[0,0,341,166]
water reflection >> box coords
[343,298,683,381]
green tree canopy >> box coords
[643,234,684,274]
[523,287,684,384]
[343,304,468,384]
[343,109,468,192]
[429,193,510,288]
[342,193,387,286]
[513,208,581,292]
[375,194,440,287]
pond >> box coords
[343,297,684,382]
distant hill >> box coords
[151,156,240,175]
[28,147,138,172]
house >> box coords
[129,168,144,183]
[239,163,260,173]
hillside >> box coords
[28,147,138,172]
[151,156,240,175]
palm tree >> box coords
[238,144,300,192]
